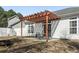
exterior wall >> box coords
[12,21,25,36]
[11,20,36,36]
[51,19,69,39]
[67,17,79,39]
[51,17,79,39]
[34,23,43,37]
[13,24,35,36]
[8,16,20,27]
[24,24,35,36]
[0,28,16,36]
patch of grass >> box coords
[60,39,79,49]
[67,41,79,49]
[32,42,46,52]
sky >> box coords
[2,6,71,16]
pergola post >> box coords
[21,20,23,37]
[45,15,49,42]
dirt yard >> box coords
[0,37,79,53]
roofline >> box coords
[8,15,18,20]
[56,11,79,17]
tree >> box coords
[6,9,16,18]
[0,7,4,15]
[17,13,23,17]
[0,7,23,27]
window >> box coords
[70,17,77,20]
[70,21,77,27]
[28,24,34,33]
[70,21,77,34]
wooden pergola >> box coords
[20,10,60,42]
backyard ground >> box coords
[0,37,79,53]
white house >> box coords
[53,7,79,39]
[8,7,79,39]
[8,15,35,36]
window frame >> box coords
[28,24,34,33]
[69,19,77,34]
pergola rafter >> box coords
[23,10,60,23]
